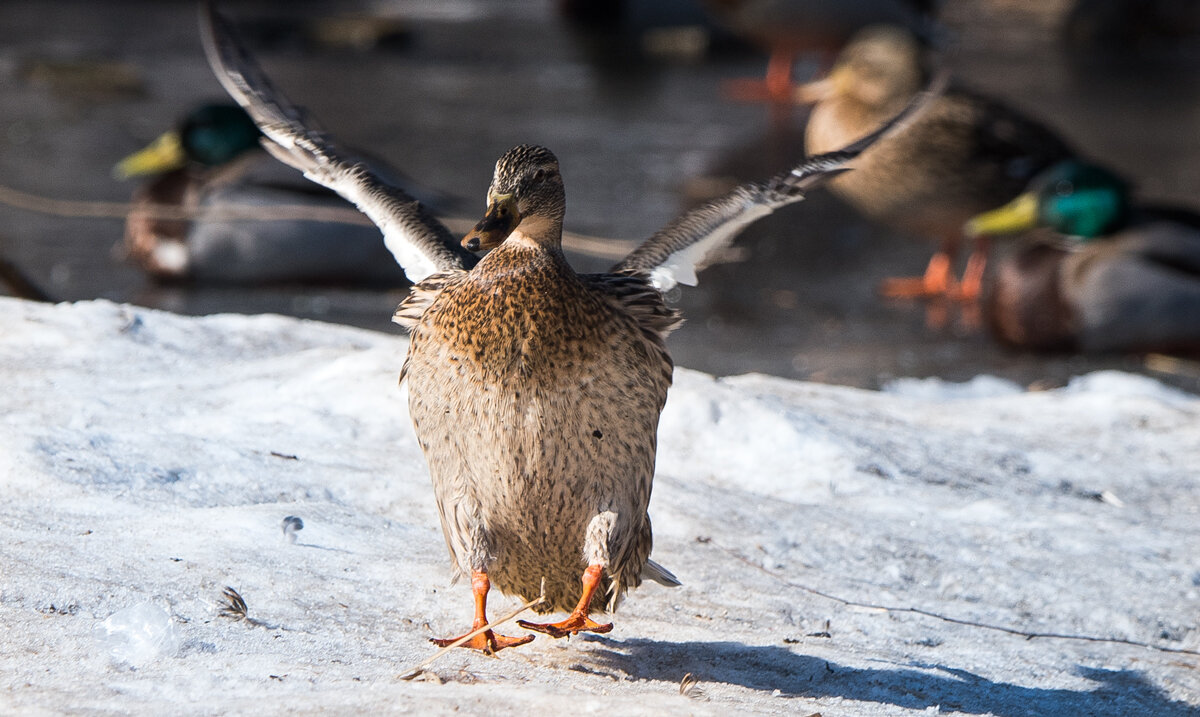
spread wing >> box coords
[199,3,477,282]
[615,72,948,291]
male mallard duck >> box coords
[704,0,936,102]
[203,4,933,653]
[114,103,410,285]
[799,25,1078,313]
[967,160,1200,354]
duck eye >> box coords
[532,168,547,181]
[1055,180,1073,197]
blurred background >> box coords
[1,0,1199,391]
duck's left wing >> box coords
[614,72,947,291]
[199,3,477,282]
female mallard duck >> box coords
[114,103,409,285]
[203,4,933,653]
[967,160,1200,354]
[798,25,1078,310]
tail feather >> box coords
[641,559,681,587]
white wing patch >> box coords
[649,203,772,291]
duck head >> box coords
[462,144,565,252]
[114,104,262,178]
[794,26,924,110]
[966,160,1130,240]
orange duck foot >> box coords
[429,628,534,655]
[722,49,802,104]
[951,242,990,332]
[880,252,957,299]
[722,77,796,104]
[955,241,990,303]
[517,613,613,639]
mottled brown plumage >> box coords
[396,148,679,614]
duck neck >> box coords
[508,214,564,254]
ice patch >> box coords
[94,602,180,667]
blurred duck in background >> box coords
[114,103,412,286]
[704,0,937,102]
[967,160,1200,355]
[798,26,1082,324]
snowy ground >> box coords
[1,296,1198,715]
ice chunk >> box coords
[94,601,179,667]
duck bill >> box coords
[793,77,836,105]
[964,192,1039,238]
[462,194,519,251]
[113,130,187,179]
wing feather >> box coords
[198,3,477,281]
[615,72,948,290]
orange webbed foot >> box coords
[722,48,805,105]
[518,613,613,639]
[430,628,534,655]
[879,251,961,330]
[722,78,795,104]
[880,275,946,298]
[880,251,958,300]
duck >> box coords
[114,103,413,285]
[704,0,937,102]
[966,159,1200,355]
[202,4,936,653]
[798,25,1079,320]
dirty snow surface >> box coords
[1,297,1198,716]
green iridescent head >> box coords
[966,160,1129,241]
[114,104,262,178]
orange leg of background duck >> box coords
[724,48,801,103]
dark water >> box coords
[2,0,1199,391]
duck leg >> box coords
[880,250,957,299]
[881,234,965,329]
[957,236,990,302]
[430,570,534,654]
[518,564,614,638]
[724,48,800,103]
[955,236,991,330]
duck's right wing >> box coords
[199,3,477,282]
[614,72,948,291]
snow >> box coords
[1,296,1198,715]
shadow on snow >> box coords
[579,637,1195,716]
